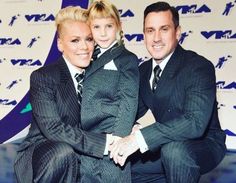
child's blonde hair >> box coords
[88,0,124,45]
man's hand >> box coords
[109,134,139,166]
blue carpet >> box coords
[199,151,236,183]
[0,143,18,183]
[0,141,235,183]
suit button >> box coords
[168,109,171,112]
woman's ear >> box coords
[57,38,63,53]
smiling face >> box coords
[144,10,181,64]
[90,17,119,49]
[57,20,94,71]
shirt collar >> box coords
[152,51,174,71]
[63,55,84,78]
[97,40,118,56]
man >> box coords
[110,2,226,183]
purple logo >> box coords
[222,1,236,16]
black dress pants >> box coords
[32,141,79,183]
[131,138,226,183]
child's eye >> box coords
[87,37,94,42]
[93,25,99,29]
[107,24,113,28]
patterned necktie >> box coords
[74,72,85,104]
[92,45,101,60]
[152,65,162,92]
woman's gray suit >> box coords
[14,57,107,183]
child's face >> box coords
[90,17,119,49]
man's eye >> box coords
[146,29,154,33]
[161,27,169,32]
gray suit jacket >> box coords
[80,44,139,182]
[82,44,139,136]
[14,57,106,183]
[138,45,225,152]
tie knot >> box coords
[74,71,85,83]
[154,65,161,77]
[92,45,101,60]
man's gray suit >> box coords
[132,45,226,182]
[14,57,106,183]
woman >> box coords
[14,6,113,183]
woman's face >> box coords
[57,20,95,70]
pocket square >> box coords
[104,60,117,70]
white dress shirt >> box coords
[136,51,174,153]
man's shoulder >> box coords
[139,58,152,67]
[179,46,213,68]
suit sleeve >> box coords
[141,60,217,152]
[30,70,106,158]
[136,94,149,120]
[112,55,140,137]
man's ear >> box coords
[176,26,182,40]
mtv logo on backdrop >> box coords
[179,31,193,44]
[216,81,236,89]
[0,38,21,45]
[119,9,134,17]
[125,34,143,42]
[8,14,20,26]
[11,59,42,66]
[215,55,232,69]
[176,4,211,14]
[0,99,17,106]
[6,79,22,90]
[25,14,55,22]
[201,30,236,40]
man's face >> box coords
[57,20,94,71]
[144,10,181,63]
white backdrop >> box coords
[112,0,236,150]
[0,0,235,149]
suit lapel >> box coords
[85,43,124,78]
[139,59,155,111]
[153,45,183,118]
[57,57,81,123]
[140,45,183,119]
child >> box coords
[79,0,140,182]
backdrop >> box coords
[0,0,235,150]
